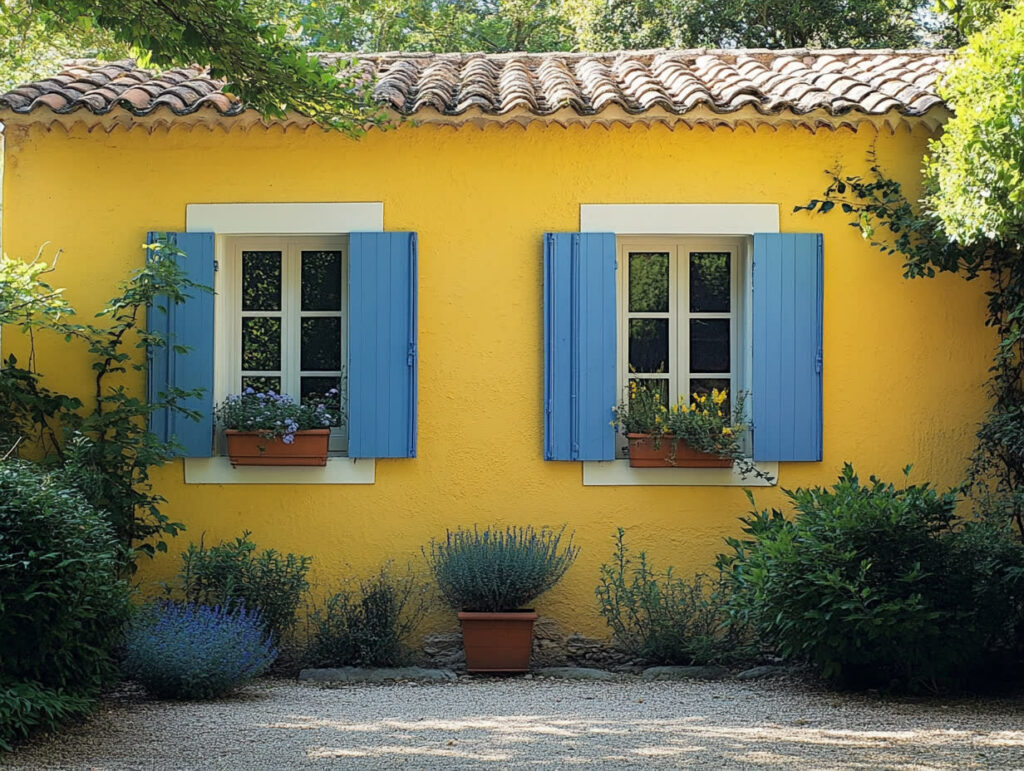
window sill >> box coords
[183,456,375,485]
[582,459,778,486]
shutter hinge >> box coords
[815,349,823,374]
[213,260,220,272]
[407,342,417,366]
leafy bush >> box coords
[0,680,94,751]
[718,465,1024,691]
[596,529,750,665]
[0,461,130,692]
[123,603,277,700]
[174,531,311,643]
[305,567,429,667]
[424,525,580,611]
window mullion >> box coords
[285,239,301,400]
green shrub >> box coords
[0,461,130,692]
[123,603,276,700]
[0,680,94,751]
[596,529,750,665]
[718,464,1024,691]
[305,567,429,667]
[424,525,580,611]
[174,531,311,644]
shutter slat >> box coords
[146,231,215,458]
[752,232,823,462]
[348,232,418,458]
[543,232,616,461]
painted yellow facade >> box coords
[0,119,990,636]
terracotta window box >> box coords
[224,429,330,467]
[626,433,734,469]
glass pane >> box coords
[302,376,343,427]
[628,252,669,312]
[242,317,281,371]
[302,250,342,311]
[242,251,281,311]
[241,375,281,395]
[690,378,731,419]
[630,377,669,411]
[629,318,669,374]
[301,317,342,371]
[690,252,730,312]
[690,319,730,373]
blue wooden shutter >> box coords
[348,232,417,458]
[752,232,823,462]
[146,231,215,458]
[544,232,617,461]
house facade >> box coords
[0,50,987,636]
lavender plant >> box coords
[215,387,340,443]
[123,603,277,700]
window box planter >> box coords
[225,429,330,467]
[457,610,538,672]
[626,433,734,469]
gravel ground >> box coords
[4,676,1024,770]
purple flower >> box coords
[282,433,295,445]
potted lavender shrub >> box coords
[424,525,579,672]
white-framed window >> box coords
[616,235,748,458]
[219,235,348,453]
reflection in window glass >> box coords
[302,251,342,311]
[628,252,669,312]
[629,319,669,374]
[242,251,281,311]
[690,319,729,373]
[690,252,730,312]
[241,375,281,394]
[242,317,281,371]
[301,317,342,371]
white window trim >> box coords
[182,202,382,485]
[186,202,383,235]
[581,203,779,487]
[580,204,779,235]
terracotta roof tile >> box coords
[0,49,949,127]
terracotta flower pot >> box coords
[224,429,330,467]
[458,610,538,672]
[626,433,733,468]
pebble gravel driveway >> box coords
[4,677,1023,769]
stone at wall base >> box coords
[640,665,730,681]
[536,667,617,680]
[299,667,457,683]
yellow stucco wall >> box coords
[0,119,991,638]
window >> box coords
[221,236,348,453]
[617,236,746,456]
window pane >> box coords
[242,317,281,371]
[690,252,730,312]
[302,250,342,311]
[302,376,343,427]
[630,377,669,411]
[628,252,669,312]
[241,375,281,394]
[242,251,282,311]
[690,319,730,373]
[629,318,669,374]
[301,317,342,371]
[690,378,731,419]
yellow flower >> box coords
[722,427,733,436]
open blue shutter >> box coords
[544,232,616,461]
[146,231,215,458]
[752,232,823,462]
[348,232,417,458]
